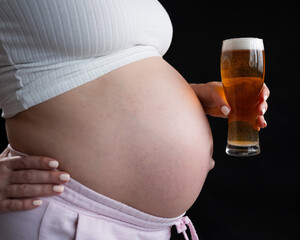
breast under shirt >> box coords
[0,0,173,118]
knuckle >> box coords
[0,161,7,172]
[0,199,17,212]
[0,203,6,212]
[23,156,53,169]
[50,172,61,184]
[0,170,10,183]
[19,201,29,211]
[40,184,54,196]
[0,186,6,197]
[16,184,30,196]
[6,200,17,211]
[39,156,54,169]
[3,185,12,196]
[48,174,57,184]
[48,171,65,184]
[38,157,48,166]
[19,156,29,169]
[5,200,27,212]
[20,170,34,183]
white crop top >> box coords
[0,0,173,118]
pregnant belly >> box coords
[6,57,214,218]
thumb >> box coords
[207,82,231,118]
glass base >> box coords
[226,143,260,157]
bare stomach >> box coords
[6,57,214,218]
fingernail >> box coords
[261,108,266,116]
[32,200,42,206]
[53,185,64,193]
[49,160,59,168]
[59,173,70,181]
[221,106,230,116]
[264,95,268,101]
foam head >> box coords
[222,38,264,51]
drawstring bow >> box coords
[175,216,199,240]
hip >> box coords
[1,147,185,240]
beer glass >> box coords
[221,38,265,156]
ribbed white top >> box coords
[0,0,173,118]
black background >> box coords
[157,1,299,240]
[1,2,299,240]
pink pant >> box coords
[0,146,199,240]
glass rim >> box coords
[222,37,264,51]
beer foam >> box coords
[222,38,264,51]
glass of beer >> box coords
[221,38,265,157]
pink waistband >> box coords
[7,145,199,240]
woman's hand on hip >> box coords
[0,148,70,213]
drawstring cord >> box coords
[175,216,199,240]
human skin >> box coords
[1,57,269,216]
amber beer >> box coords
[221,38,265,156]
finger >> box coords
[209,83,231,117]
[256,115,267,129]
[5,184,65,198]
[4,156,59,171]
[9,170,70,184]
[0,198,42,213]
[260,83,270,101]
[258,101,268,116]
[204,107,229,118]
